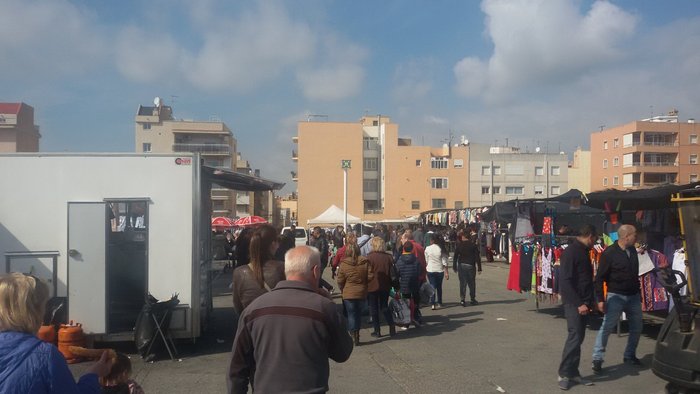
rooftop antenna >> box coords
[170,95,178,106]
[650,105,654,119]
[599,125,605,131]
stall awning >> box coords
[584,182,700,210]
[203,166,285,192]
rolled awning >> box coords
[202,166,285,192]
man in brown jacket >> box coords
[228,246,354,394]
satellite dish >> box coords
[153,97,162,107]
[535,147,541,153]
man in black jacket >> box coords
[591,224,642,373]
[557,224,597,390]
[452,231,481,306]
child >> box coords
[100,352,145,394]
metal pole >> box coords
[343,168,348,231]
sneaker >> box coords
[623,356,642,366]
[558,376,571,391]
[437,303,442,308]
[398,326,409,331]
[370,331,381,338]
[591,360,603,374]
[470,299,479,305]
[460,300,466,307]
[571,376,594,386]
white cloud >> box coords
[0,0,105,79]
[423,115,449,126]
[296,37,367,101]
[115,3,316,92]
[454,0,637,101]
[392,58,435,101]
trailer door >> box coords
[68,202,108,334]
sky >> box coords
[3,0,700,195]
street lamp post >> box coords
[341,160,351,231]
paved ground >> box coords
[71,258,669,393]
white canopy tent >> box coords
[307,205,361,225]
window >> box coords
[691,174,698,183]
[613,157,619,167]
[603,140,608,150]
[551,186,561,195]
[603,177,608,187]
[481,186,490,194]
[613,176,619,186]
[613,138,619,148]
[363,179,378,192]
[534,185,544,195]
[454,201,464,209]
[363,137,379,150]
[692,154,699,165]
[372,120,379,126]
[415,159,421,167]
[432,199,446,209]
[212,200,225,210]
[363,158,378,170]
[691,135,698,144]
[142,143,152,152]
[535,166,544,176]
[411,201,420,210]
[493,166,502,175]
[603,159,608,169]
[551,166,561,176]
[431,157,448,169]
[505,186,524,195]
[431,178,448,189]
[142,123,151,130]
[453,159,464,168]
[492,186,501,194]
[481,166,491,175]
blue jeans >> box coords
[592,292,643,361]
[427,271,444,305]
[343,299,364,331]
[367,290,394,332]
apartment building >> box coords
[590,112,700,191]
[295,115,469,225]
[568,147,592,193]
[469,144,569,206]
[134,100,237,216]
[278,194,298,227]
[233,153,277,224]
[0,102,40,152]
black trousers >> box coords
[458,263,476,301]
[558,304,588,378]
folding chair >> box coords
[145,305,179,361]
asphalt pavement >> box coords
[71,258,668,393]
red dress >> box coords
[507,245,521,292]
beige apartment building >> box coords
[0,102,40,152]
[568,147,591,193]
[295,115,469,226]
[134,100,238,216]
[278,194,298,227]
[590,112,700,191]
[234,153,277,224]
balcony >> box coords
[291,171,298,181]
[643,161,677,167]
[292,149,298,161]
[364,209,384,214]
[172,143,230,154]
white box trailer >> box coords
[0,153,282,341]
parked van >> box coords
[282,227,308,246]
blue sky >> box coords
[2,0,700,194]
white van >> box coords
[281,227,308,246]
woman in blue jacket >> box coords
[0,273,112,393]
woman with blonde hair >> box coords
[336,243,373,345]
[0,273,112,392]
[232,224,286,314]
[366,236,396,337]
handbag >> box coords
[419,281,435,304]
[388,296,411,326]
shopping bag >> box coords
[388,297,411,325]
[419,281,435,304]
